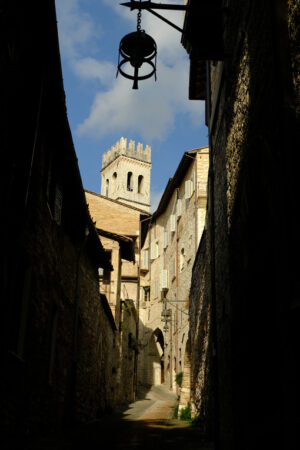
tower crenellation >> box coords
[100,137,152,213]
[102,137,151,170]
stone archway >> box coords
[148,328,164,386]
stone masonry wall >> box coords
[194,1,300,449]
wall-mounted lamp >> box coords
[117,1,188,89]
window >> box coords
[105,179,109,196]
[112,172,117,192]
[138,175,144,194]
[127,172,133,191]
[100,251,111,284]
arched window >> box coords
[138,175,144,194]
[105,179,109,196]
[112,172,117,192]
[127,172,133,191]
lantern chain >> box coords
[137,1,142,31]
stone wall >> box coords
[188,232,213,434]
[0,0,118,442]
[187,1,300,449]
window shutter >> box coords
[161,269,168,290]
[185,180,192,199]
[170,214,176,232]
[143,249,149,267]
[150,242,156,260]
[177,199,182,217]
[156,241,160,258]
[163,230,168,249]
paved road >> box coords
[5,385,213,450]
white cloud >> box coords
[55,0,98,59]
[71,58,115,86]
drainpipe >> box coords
[206,61,220,450]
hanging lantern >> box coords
[116,7,157,89]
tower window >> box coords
[127,172,133,191]
[112,172,117,193]
[106,179,109,196]
[138,175,144,194]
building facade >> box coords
[138,148,209,394]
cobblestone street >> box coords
[4,386,213,450]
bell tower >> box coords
[100,137,152,213]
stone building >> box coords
[138,148,209,394]
[0,0,118,443]
[85,141,151,402]
[182,1,300,449]
[101,137,152,213]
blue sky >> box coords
[55,0,208,210]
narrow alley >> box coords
[1,2,299,450]
[7,386,212,450]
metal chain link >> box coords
[137,1,142,31]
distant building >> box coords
[138,147,209,393]
[101,137,152,213]
[85,139,151,402]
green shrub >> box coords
[175,371,183,387]
[179,403,192,421]
[172,403,179,419]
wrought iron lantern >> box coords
[117,7,157,89]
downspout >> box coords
[206,61,220,450]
